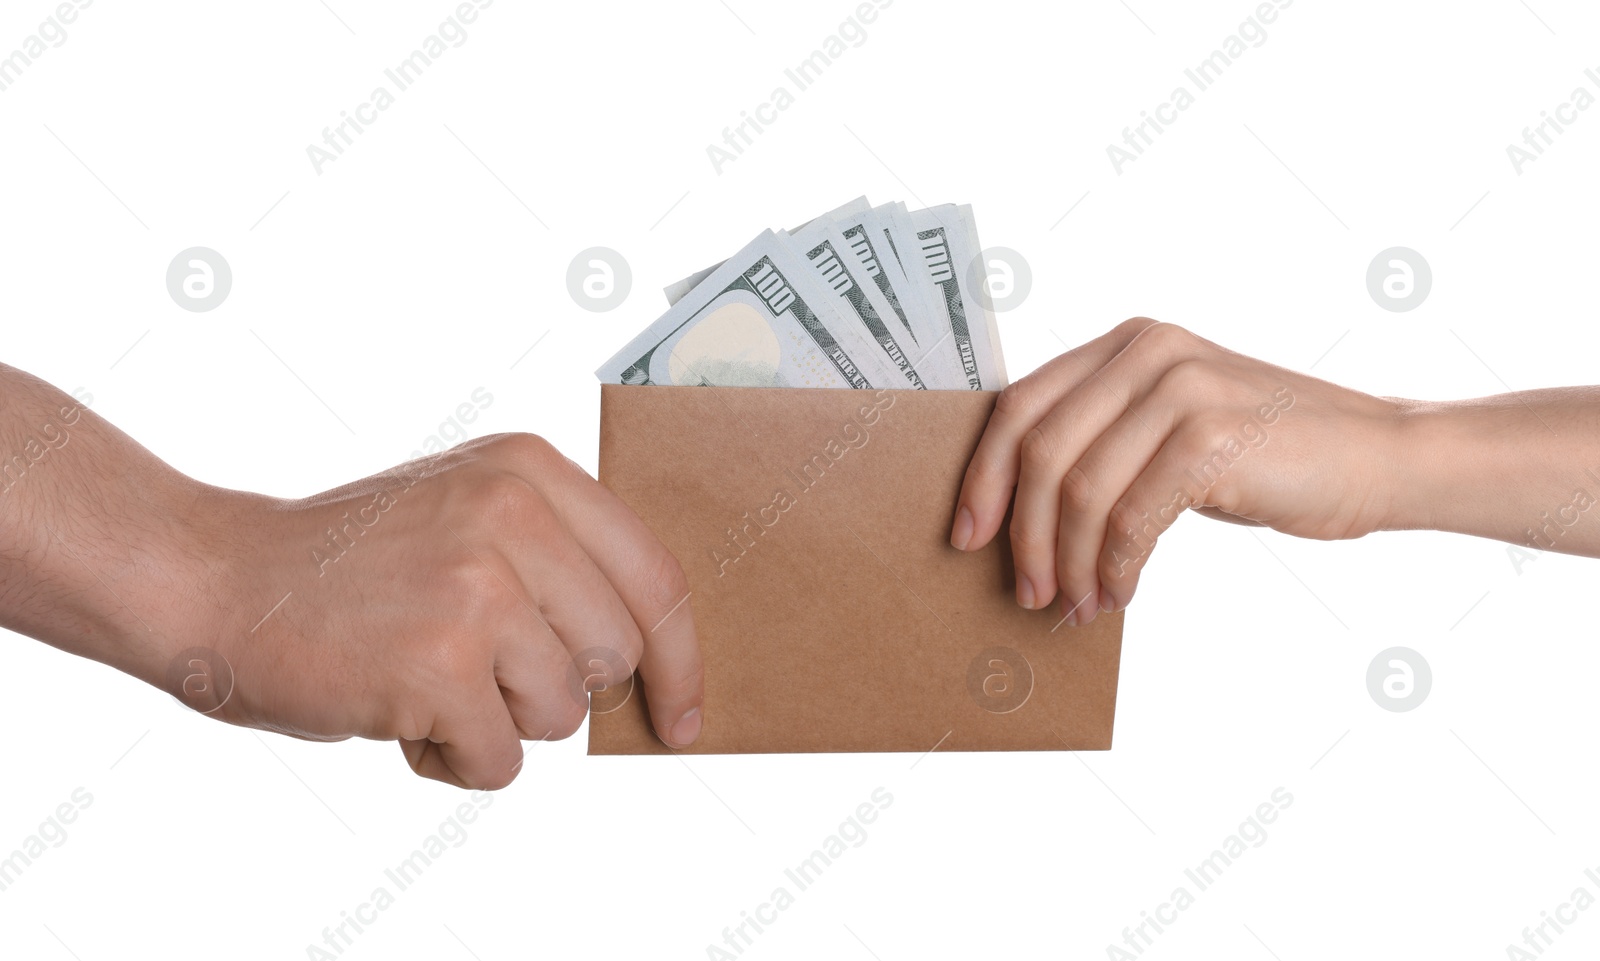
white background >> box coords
[2,1,1599,958]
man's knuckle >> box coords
[576,639,641,690]
[608,633,645,677]
[640,547,690,613]
[443,559,511,623]
[425,630,490,691]
[547,698,587,741]
[474,762,519,791]
[495,432,596,485]
[488,432,557,464]
[670,661,705,698]
[468,471,542,524]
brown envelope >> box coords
[588,384,1124,755]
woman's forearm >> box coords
[1390,387,1600,557]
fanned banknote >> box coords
[821,208,930,352]
[597,230,900,389]
[904,204,1008,390]
[602,198,1010,390]
[783,228,927,390]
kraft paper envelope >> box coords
[588,384,1124,755]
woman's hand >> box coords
[949,319,1409,625]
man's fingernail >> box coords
[669,707,702,747]
[1017,574,1036,610]
[950,506,975,551]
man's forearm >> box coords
[0,364,215,687]
[0,360,707,784]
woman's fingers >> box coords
[952,317,1162,552]
[954,321,1244,625]
[1052,396,1177,626]
[1003,326,1200,609]
[1092,427,1226,614]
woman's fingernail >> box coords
[1077,590,1098,625]
[1100,589,1117,614]
[1017,574,1036,609]
[950,506,974,551]
[669,707,702,747]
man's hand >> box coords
[0,364,702,790]
[200,433,704,788]
[949,319,1405,625]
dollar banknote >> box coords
[872,202,933,327]
[825,208,924,349]
[904,204,1008,390]
[859,202,967,387]
[784,229,927,389]
[597,230,898,389]
[606,198,1010,390]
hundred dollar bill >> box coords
[825,209,922,350]
[781,229,927,389]
[865,202,964,386]
[662,197,872,307]
[903,204,1009,390]
[944,203,1008,387]
[873,202,931,321]
[876,203,963,356]
[598,230,892,389]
